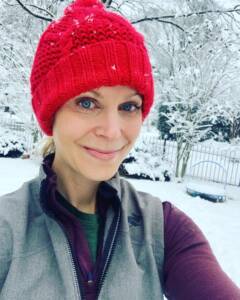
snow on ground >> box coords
[0,157,39,195]
[0,157,239,287]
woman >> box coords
[0,0,239,299]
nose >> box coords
[95,109,122,140]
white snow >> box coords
[0,157,39,195]
[0,157,239,288]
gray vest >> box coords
[0,168,164,299]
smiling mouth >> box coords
[83,146,123,160]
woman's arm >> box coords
[163,201,240,300]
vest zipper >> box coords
[56,220,86,300]
[62,207,121,299]
[97,207,121,297]
[63,208,121,300]
[41,178,121,300]
[65,237,83,299]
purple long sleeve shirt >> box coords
[162,201,240,299]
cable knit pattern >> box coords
[30,0,154,135]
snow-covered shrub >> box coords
[0,127,26,157]
[121,132,174,181]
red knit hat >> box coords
[30,0,154,136]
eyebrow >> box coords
[89,89,143,100]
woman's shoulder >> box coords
[161,201,205,238]
[0,184,31,261]
[117,177,205,243]
[0,176,42,223]
[117,177,196,227]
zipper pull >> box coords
[87,272,94,286]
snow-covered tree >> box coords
[0,0,72,153]
[149,0,240,179]
[213,85,240,142]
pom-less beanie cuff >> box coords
[30,0,154,136]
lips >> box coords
[83,146,122,160]
[84,147,119,154]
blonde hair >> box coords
[41,136,56,158]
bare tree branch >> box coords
[155,7,240,20]
[28,4,55,18]
[132,17,185,32]
[15,0,53,22]
[129,5,240,32]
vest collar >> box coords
[37,153,122,203]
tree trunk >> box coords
[175,140,192,180]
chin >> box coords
[84,166,119,182]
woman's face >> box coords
[52,85,143,182]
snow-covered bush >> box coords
[121,131,174,181]
[122,153,173,181]
[0,127,27,157]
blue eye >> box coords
[121,102,142,112]
[77,97,95,110]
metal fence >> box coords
[186,145,240,186]
[1,119,25,132]
[137,135,240,186]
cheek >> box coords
[122,123,141,159]
[54,116,84,140]
[126,119,142,141]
